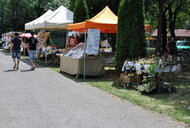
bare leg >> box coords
[16,59,20,70]
[13,58,16,69]
[30,60,35,70]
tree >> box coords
[69,0,75,11]
[86,0,121,18]
[167,0,188,38]
[145,0,190,53]
[44,0,70,11]
[115,0,146,71]
[73,0,89,23]
[0,0,7,33]
[128,0,146,58]
[155,0,164,54]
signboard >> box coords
[85,29,100,55]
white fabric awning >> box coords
[25,5,73,30]
[43,5,73,30]
[25,10,53,30]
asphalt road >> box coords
[0,51,189,128]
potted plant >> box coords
[137,64,157,94]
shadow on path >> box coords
[20,58,42,68]
[20,69,34,72]
[4,69,17,72]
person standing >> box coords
[166,37,177,55]
[161,51,173,62]
[66,34,78,49]
[27,31,38,70]
[10,33,22,70]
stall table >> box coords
[60,55,105,77]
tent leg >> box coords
[84,30,87,79]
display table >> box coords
[60,55,105,76]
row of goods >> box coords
[118,57,181,94]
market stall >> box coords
[1,32,20,51]
[61,6,118,77]
[33,31,65,64]
[67,6,117,33]
[24,5,73,64]
[61,43,105,76]
[31,5,73,30]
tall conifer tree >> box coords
[73,0,89,23]
[115,0,146,71]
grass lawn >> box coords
[35,59,190,126]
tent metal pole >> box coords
[24,37,26,56]
[65,31,68,48]
[84,30,87,79]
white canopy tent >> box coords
[43,5,73,30]
[25,5,73,30]
[34,6,73,30]
[25,10,53,30]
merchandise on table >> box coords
[122,57,181,73]
[64,43,84,59]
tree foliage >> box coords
[73,0,89,23]
[0,0,69,34]
[0,0,189,48]
[86,0,121,18]
[144,0,190,53]
[44,0,70,11]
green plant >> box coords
[137,83,156,93]
[148,64,157,87]
[137,64,158,93]
[142,78,148,84]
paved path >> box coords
[0,51,188,128]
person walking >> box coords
[10,33,22,70]
[27,31,38,70]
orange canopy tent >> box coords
[67,6,118,33]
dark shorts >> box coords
[12,50,21,59]
[29,50,36,61]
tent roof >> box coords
[25,6,73,30]
[35,5,73,30]
[25,10,53,30]
[67,6,118,33]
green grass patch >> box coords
[35,59,190,126]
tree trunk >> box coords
[162,13,167,53]
[156,0,164,54]
[169,7,176,38]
